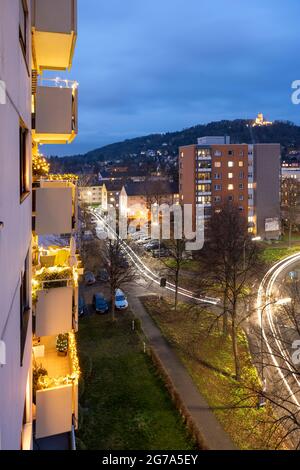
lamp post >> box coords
[243,236,262,270]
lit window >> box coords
[239,161,244,167]
[228,161,234,167]
[228,184,234,190]
[214,162,221,168]
[228,173,233,179]
[239,195,244,201]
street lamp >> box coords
[243,236,262,270]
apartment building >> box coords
[179,137,281,238]
[120,181,180,219]
[79,184,108,209]
[0,0,79,450]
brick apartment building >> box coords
[179,137,281,238]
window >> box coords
[214,184,222,191]
[198,161,211,169]
[239,161,244,167]
[239,151,244,157]
[228,195,234,202]
[197,184,211,192]
[214,196,221,203]
[228,184,234,190]
[19,0,28,56]
[239,195,244,201]
[214,150,222,157]
[228,173,233,179]
[197,172,211,181]
[214,162,221,168]
[20,253,30,366]
[239,171,244,179]
[214,173,222,180]
[228,150,234,156]
[239,183,244,190]
[19,124,28,200]
[239,207,244,212]
[228,161,234,167]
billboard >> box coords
[265,218,280,232]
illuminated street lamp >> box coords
[243,236,262,270]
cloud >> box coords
[43,0,300,156]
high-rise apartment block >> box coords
[0,0,79,450]
[179,137,281,238]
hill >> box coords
[49,119,300,173]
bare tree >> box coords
[161,238,186,311]
[101,239,137,321]
[281,177,300,247]
[201,203,261,380]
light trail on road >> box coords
[91,209,220,306]
[257,252,300,407]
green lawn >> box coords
[143,299,288,450]
[76,313,194,450]
[260,245,300,264]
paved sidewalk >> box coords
[128,294,236,450]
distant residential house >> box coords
[120,181,180,218]
[79,184,107,210]
[105,181,124,209]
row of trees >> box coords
[160,203,300,447]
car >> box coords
[144,240,161,251]
[97,268,109,282]
[115,289,129,310]
[152,248,170,258]
[93,294,109,314]
[85,271,96,285]
[136,236,151,245]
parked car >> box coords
[115,289,129,310]
[136,236,151,245]
[152,248,170,258]
[93,294,109,314]
[85,271,96,286]
[97,268,109,282]
[144,240,161,251]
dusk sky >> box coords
[43,0,300,157]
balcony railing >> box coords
[32,78,78,145]
[33,332,80,440]
[32,0,77,72]
[33,179,78,235]
[32,248,82,337]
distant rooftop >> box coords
[197,136,231,145]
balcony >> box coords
[32,0,77,72]
[33,180,78,235]
[33,332,80,440]
[32,78,78,145]
[32,248,82,337]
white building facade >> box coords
[0,0,79,450]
